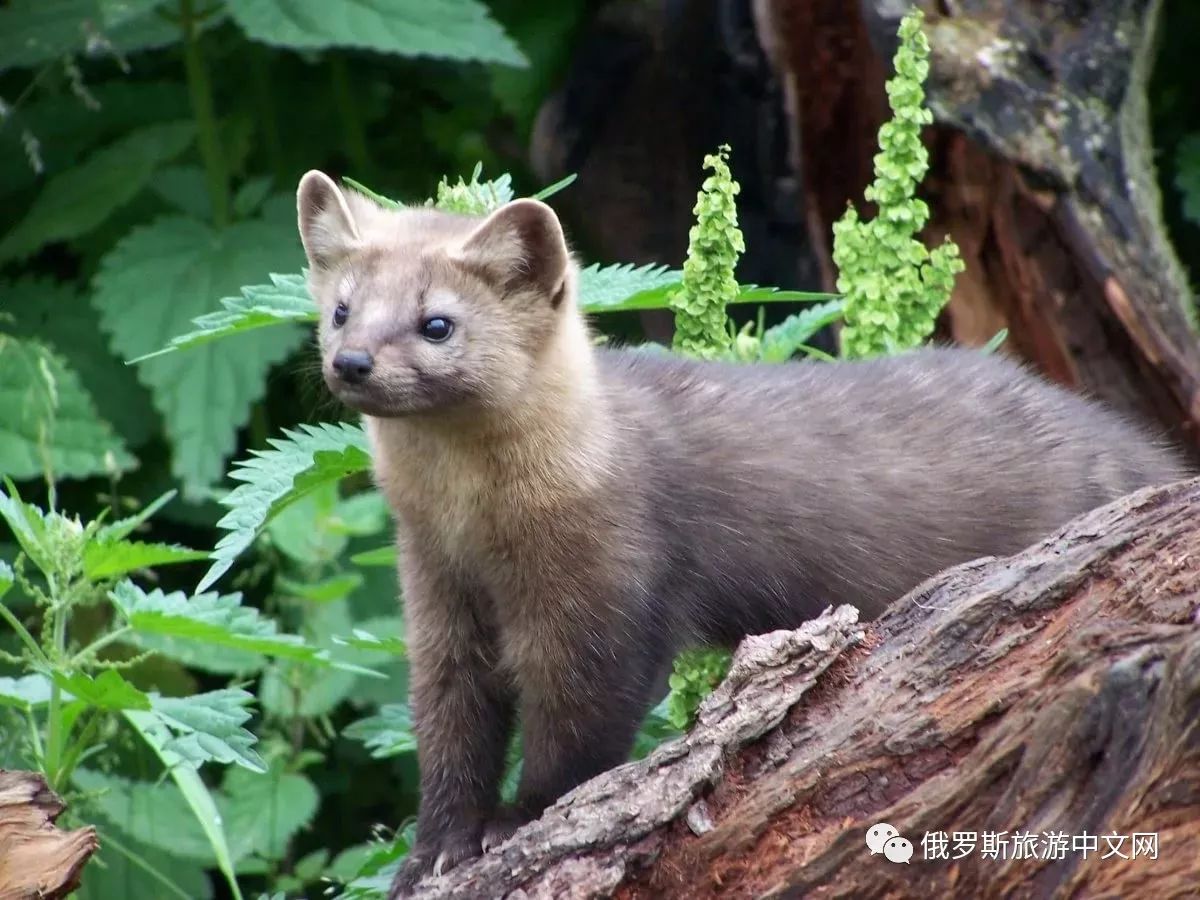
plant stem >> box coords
[72,625,133,664]
[0,601,51,666]
[330,55,371,174]
[52,708,102,787]
[249,45,286,183]
[180,0,229,227]
[43,594,68,788]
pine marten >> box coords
[294,171,1187,896]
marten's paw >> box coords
[481,805,533,852]
[386,834,480,898]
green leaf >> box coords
[111,580,323,664]
[758,300,845,363]
[106,719,246,899]
[84,540,207,580]
[0,0,194,72]
[128,273,317,362]
[226,0,527,65]
[0,560,11,601]
[349,545,397,568]
[223,763,319,863]
[276,572,364,604]
[576,263,682,312]
[0,81,190,202]
[197,423,372,593]
[73,767,221,863]
[0,479,57,576]
[0,335,135,481]
[343,704,417,758]
[77,830,213,900]
[331,622,406,657]
[142,689,266,773]
[53,669,152,711]
[96,490,176,542]
[3,278,158,448]
[93,215,307,495]
[0,121,194,261]
[981,328,1009,355]
[529,173,578,201]
[266,481,349,565]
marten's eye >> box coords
[420,317,453,342]
[332,303,349,328]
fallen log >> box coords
[409,475,1200,898]
[0,770,98,900]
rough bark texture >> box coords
[0,770,98,900]
[409,476,1200,898]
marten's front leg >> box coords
[387,553,513,899]
[483,610,664,848]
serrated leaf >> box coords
[0,335,134,481]
[266,481,348,564]
[93,215,307,496]
[111,580,321,663]
[4,278,158,448]
[0,0,197,72]
[73,767,219,862]
[758,300,845,363]
[223,763,319,863]
[226,0,527,66]
[84,540,208,580]
[0,121,195,261]
[343,704,417,758]
[121,712,245,899]
[576,263,682,312]
[53,669,151,711]
[0,81,190,201]
[145,689,265,773]
[129,273,318,362]
[0,479,57,576]
[197,423,372,593]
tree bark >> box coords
[0,770,98,900]
[409,475,1200,898]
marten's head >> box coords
[296,171,577,418]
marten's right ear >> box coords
[455,199,570,305]
[296,171,361,269]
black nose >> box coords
[332,349,374,384]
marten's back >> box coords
[594,345,1187,642]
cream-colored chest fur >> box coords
[364,403,613,578]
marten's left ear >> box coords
[455,199,569,304]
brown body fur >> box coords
[294,172,1188,897]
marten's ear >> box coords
[296,171,361,269]
[456,199,570,304]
